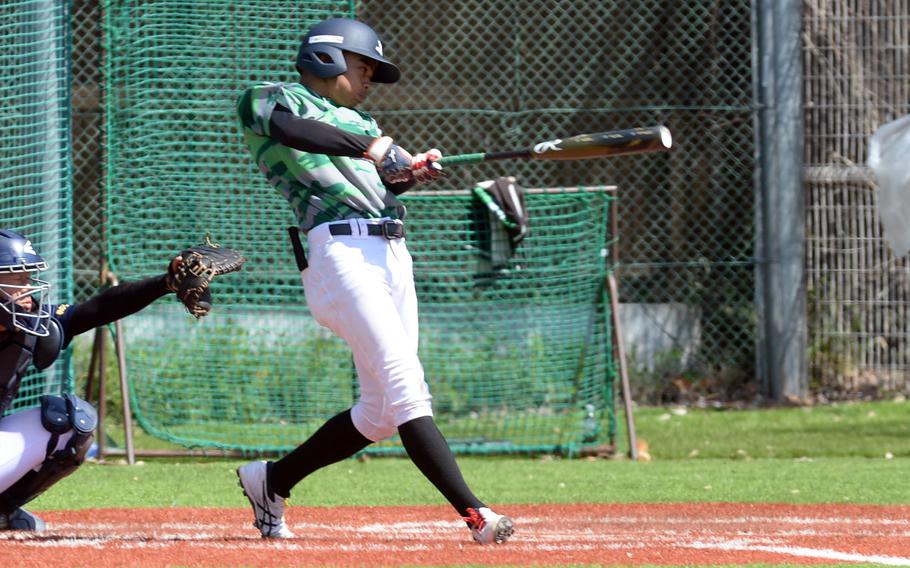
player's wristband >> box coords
[364,136,394,162]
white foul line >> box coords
[688,539,910,566]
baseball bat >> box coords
[437,125,672,166]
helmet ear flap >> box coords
[297,44,347,78]
[296,18,401,83]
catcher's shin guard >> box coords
[0,394,96,514]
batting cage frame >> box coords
[87,0,638,459]
[91,186,631,460]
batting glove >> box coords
[365,136,414,184]
[410,149,446,184]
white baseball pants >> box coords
[302,219,433,441]
[0,408,75,494]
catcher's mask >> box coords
[0,229,51,336]
[297,18,400,84]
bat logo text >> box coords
[533,139,562,154]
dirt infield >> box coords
[2,502,909,567]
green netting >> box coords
[102,1,616,454]
[102,0,754,451]
[102,0,353,271]
[0,0,73,415]
[114,189,616,455]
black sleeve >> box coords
[57,275,171,347]
[269,104,377,157]
[385,179,417,195]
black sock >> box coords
[270,409,371,498]
[398,416,484,517]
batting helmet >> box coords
[0,229,51,336]
[296,18,401,84]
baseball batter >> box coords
[235,18,514,545]
[0,229,191,530]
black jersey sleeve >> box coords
[55,275,171,348]
[269,104,377,156]
[385,178,417,195]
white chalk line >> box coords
[39,513,910,534]
[4,513,909,563]
[519,514,910,527]
[688,538,910,566]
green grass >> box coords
[32,455,909,511]
[632,399,910,459]
[30,399,910,511]
[92,397,910,458]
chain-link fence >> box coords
[361,1,757,403]
[804,1,910,398]
[71,0,105,302]
[65,0,755,409]
[50,1,910,418]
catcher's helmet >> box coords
[0,229,51,336]
[297,18,400,84]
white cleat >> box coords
[236,460,294,538]
[463,506,514,544]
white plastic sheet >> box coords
[868,114,910,258]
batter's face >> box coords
[0,271,36,312]
[325,52,379,107]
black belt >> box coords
[329,220,405,239]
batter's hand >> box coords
[410,149,445,184]
[365,136,413,184]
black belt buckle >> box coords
[381,220,404,240]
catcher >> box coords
[0,230,242,530]
[235,18,513,545]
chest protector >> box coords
[0,318,64,413]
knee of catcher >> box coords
[40,394,97,463]
[0,395,96,514]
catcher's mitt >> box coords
[166,236,245,318]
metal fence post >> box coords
[754,0,808,401]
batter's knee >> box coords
[391,399,433,429]
[350,403,397,442]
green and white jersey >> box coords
[237,82,404,232]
